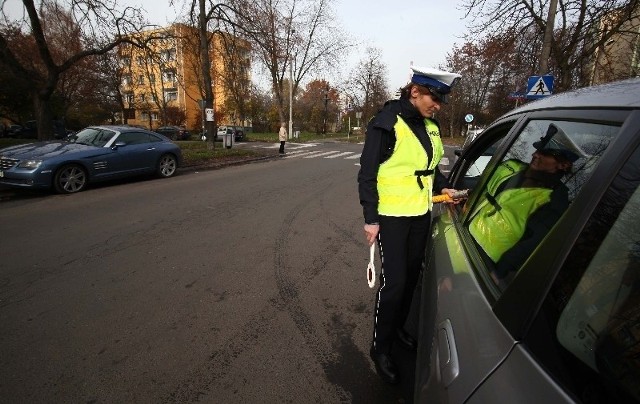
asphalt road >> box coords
[0,140,461,403]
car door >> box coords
[477,111,640,403]
[414,109,635,403]
[110,131,161,175]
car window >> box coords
[71,128,117,147]
[117,132,153,145]
[464,119,619,288]
[451,121,514,192]
[527,143,640,403]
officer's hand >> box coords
[364,224,379,246]
[441,188,465,204]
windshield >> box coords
[69,128,117,147]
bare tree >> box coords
[345,47,390,127]
[461,0,640,91]
[232,0,351,129]
[0,0,155,139]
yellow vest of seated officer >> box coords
[377,117,443,216]
[469,160,553,263]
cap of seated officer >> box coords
[407,66,462,103]
[533,123,586,163]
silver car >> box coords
[415,78,640,403]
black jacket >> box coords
[357,98,450,224]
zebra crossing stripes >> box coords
[325,152,356,159]
[283,150,326,158]
[283,149,362,160]
[304,151,344,158]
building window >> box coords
[161,48,176,63]
[142,112,159,121]
[125,93,134,104]
[164,91,178,101]
[122,75,132,86]
[139,93,146,102]
[162,70,176,83]
[120,57,131,67]
[149,74,155,84]
[137,75,144,85]
[136,56,145,66]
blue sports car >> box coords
[0,125,183,194]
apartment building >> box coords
[588,6,640,85]
[118,23,252,133]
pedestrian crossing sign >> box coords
[526,75,554,99]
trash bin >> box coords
[223,130,234,149]
[294,130,300,139]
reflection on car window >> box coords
[70,128,117,147]
[534,145,640,403]
[466,119,619,288]
[454,123,513,192]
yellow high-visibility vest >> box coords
[469,160,552,262]
[377,116,443,216]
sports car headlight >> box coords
[17,159,43,169]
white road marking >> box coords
[324,152,355,159]
[304,151,342,158]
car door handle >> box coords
[438,319,460,386]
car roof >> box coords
[90,125,155,132]
[502,77,640,119]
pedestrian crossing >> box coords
[249,142,451,170]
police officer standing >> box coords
[358,66,461,384]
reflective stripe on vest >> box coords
[377,117,444,216]
[469,161,552,262]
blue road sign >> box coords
[526,75,554,99]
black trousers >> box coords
[372,212,431,354]
[279,141,285,153]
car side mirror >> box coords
[455,148,463,157]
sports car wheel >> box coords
[157,154,177,178]
[54,164,87,194]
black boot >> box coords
[370,348,399,384]
[396,328,417,352]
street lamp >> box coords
[323,84,329,135]
[288,29,295,140]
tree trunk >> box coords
[34,92,54,141]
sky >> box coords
[137,0,472,90]
[4,0,471,91]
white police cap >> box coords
[410,66,461,103]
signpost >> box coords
[526,75,554,100]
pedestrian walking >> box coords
[278,123,287,154]
[357,66,462,384]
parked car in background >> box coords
[0,125,182,194]
[7,124,22,137]
[155,126,191,141]
[414,78,640,403]
[15,120,37,139]
[234,128,245,141]
[5,120,70,139]
[215,126,234,142]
